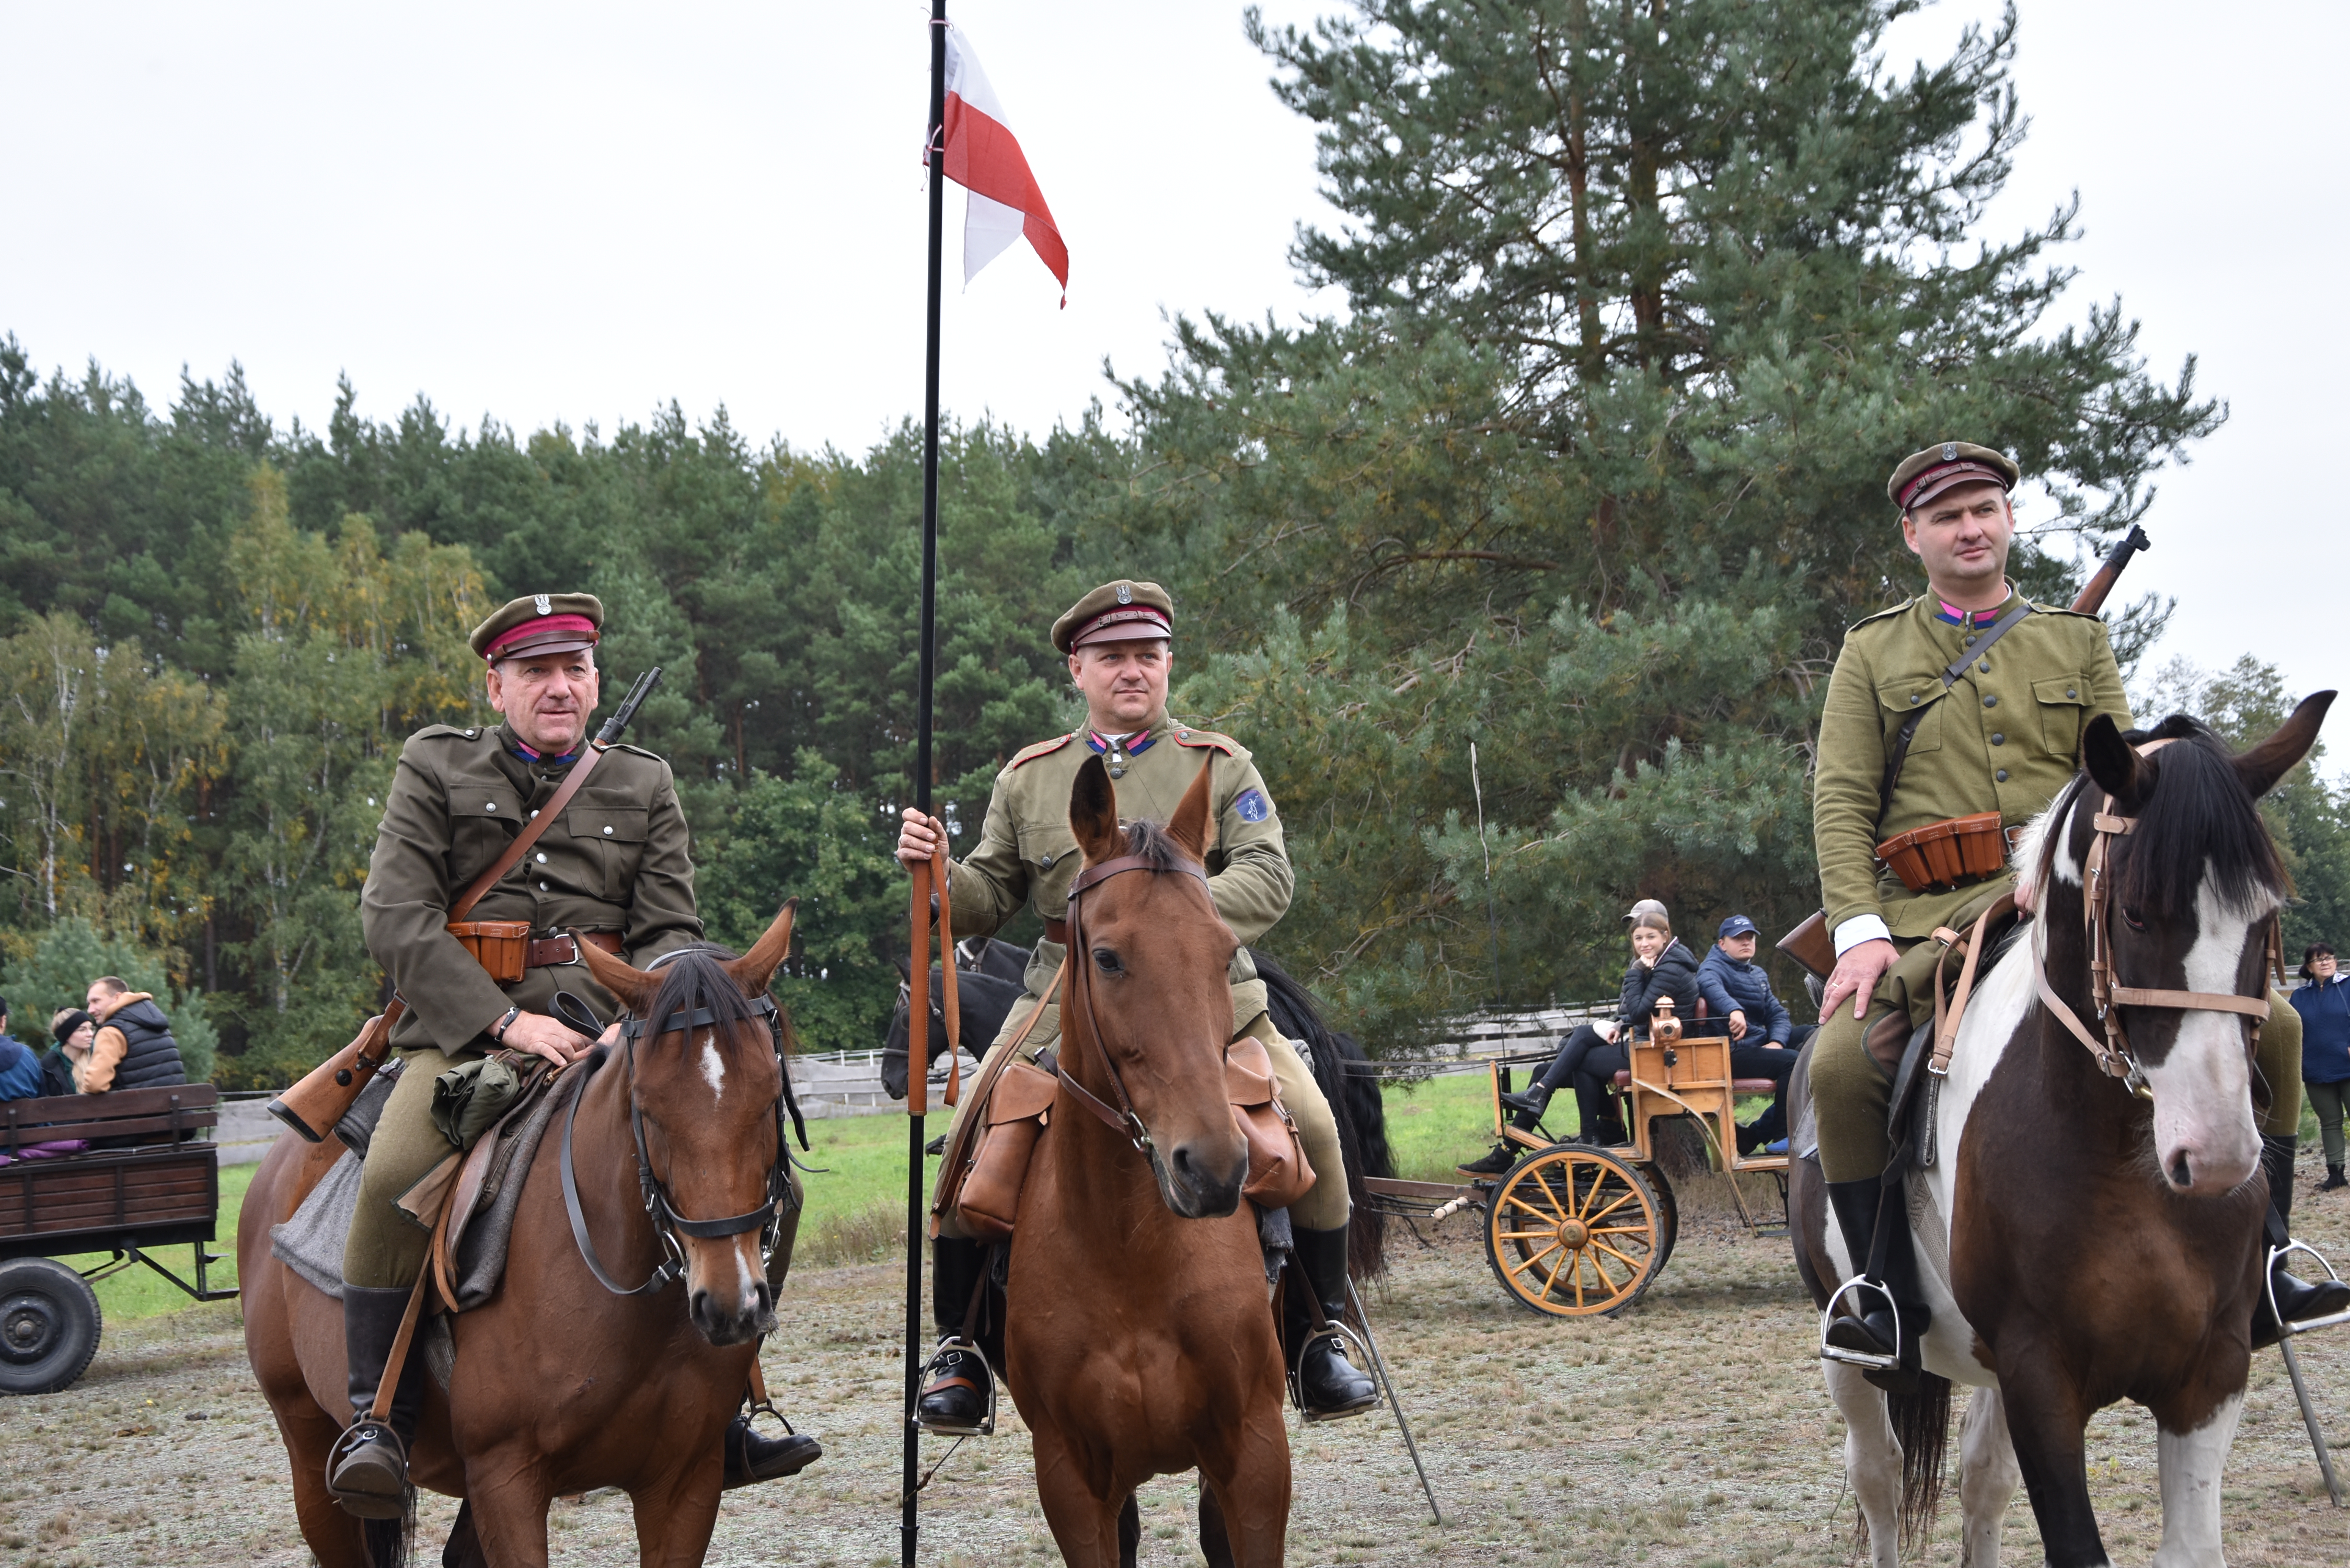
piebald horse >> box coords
[1793,695,2333,1567]
[1002,753,1292,1567]
[242,903,801,1568]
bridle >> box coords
[561,955,807,1298]
[1051,848,1214,1155]
[2032,774,2280,1099]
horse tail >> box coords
[1250,948,1391,1280]
[1887,1371,1952,1550]
[361,1490,416,1568]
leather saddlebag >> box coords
[1228,1035,1316,1208]
[955,1060,1061,1241]
[447,919,531,985]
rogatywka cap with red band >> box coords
[468,593,605,663]
[1051,580,1176,654]
[1887,441,2022,513]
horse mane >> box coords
[642,942,788,1056]
[2035,714,2289,917]
[1116,816,1191,870]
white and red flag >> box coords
[941,25,1068,304]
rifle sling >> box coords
[450,741,612,921]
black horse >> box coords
[884,938,1392,1276]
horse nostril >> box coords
[2170,1152,2193,1187]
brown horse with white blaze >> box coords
[1792,695,2334,1567]
[240,902,802,1567]
[1003,753,1292,1567]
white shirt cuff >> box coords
[1833,914,1892,956]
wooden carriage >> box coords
[0,1084,231,1394]
[1367,1012,1790,1318]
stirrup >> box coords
[1819,1275,1902,1372]
[1289,1321,1378,1423]
[915,1336,995,1437]
[2270,1241,2350,1338]
[324,1419,412,1519]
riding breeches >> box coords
[1810,946,2307,1185]
[342,1046,470,1290]
[933,995,1351,1237]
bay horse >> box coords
[999,752,1294,1566]
[241,902,802,1567]
[1792,695,2333,1567]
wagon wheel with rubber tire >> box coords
[1483,1145,1668,1317]
[0,1257,103,1395]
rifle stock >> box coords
[1777,524,2154,980]
[267,997,406,1142]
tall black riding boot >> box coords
[1822,1178,1930,1393]
[1289,1226,1378,1421]
[2254,1134,2350,1347]
[722,1409,823,1488]
[917,1236,994,1435]
[327,1284,428,1519]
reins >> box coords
[1055,849,1214,1154]
[2032,765,2280,1097]
[561,960,803,1298]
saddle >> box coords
[1883,892,2023,1171]
[939,1033,1318,1242]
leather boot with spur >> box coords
[327,1285,428,1518]
[916,1236,993,1435]
[1291,1226,1378,1420]
[2254,1134,2350,1347]
[1823,1178,1930,1393]
[722,1413,824,1488]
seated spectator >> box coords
[1697,915,1813,1155]
[81,976,188,1092]
[50,1009,95,1092]
[1460,899,1701,1173]
[0,995,44,1100]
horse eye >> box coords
[1092,947,1123,976]
[2122,907,2146,930]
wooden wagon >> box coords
[1366,1022,1790,1317]
[0,1084,230,1393]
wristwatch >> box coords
[491,1004,522,1043]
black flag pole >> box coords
[903,2,949,1563]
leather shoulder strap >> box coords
[450,743,609,921]
[1875,600,2036,834]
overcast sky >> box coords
[4,1,2343,737]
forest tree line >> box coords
[4,0,2345,1084]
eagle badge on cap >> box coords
[1942,444,1957,462]
[1115,583,1133,604]
[534,594,552,615]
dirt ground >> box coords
[6,1157,2350,1568]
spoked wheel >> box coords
[1483,1145,1668,1317]
[1645,1160,1680,1276]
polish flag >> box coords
[942,26,1068,304]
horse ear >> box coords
[1167,753,1215,864]
[2081,713,2140,805]
[2236,690,2336,800]
[1069,753,1123,866]
[725,898,799,997]
[574,930,662,1015]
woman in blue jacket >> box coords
[2292,943,2350,1191]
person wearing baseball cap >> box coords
[333,592,821,1511]
[1696,916,1807,1155]
[895,578,1378,1430]
[1461,899,1702,1173]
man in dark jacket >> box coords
[1695,916,1810,1154]
[82,978,188,1092]
[1461,900,1701,1172]
[0,996,44,1100]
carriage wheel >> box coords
[0,1257,103,1395]
[1644,1161,1680,1277]
[1483,1145,1667,1318]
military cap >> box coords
[469,593,605,663]
[1051,580,1174,655]
[1888,442,2021,513]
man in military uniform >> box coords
[1810,444,2339,1383]
[895,580,1376,1429]
[330,594,818,1516]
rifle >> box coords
[267,667,666,1142]
[1777,529,2151,979]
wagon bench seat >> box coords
[1611,1071,1781,1093]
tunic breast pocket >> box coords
[1877,680,1946,755]
[1016,822,1079,875]
[2033,676,2090,764]
[450,790,525,886]
[569,806,650,900]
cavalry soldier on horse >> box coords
[896,579,1378,1431]
[328,592,819,1517]
[1809,442,2344,1387]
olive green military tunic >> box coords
[343,722,705,1287]
[1810,591,2130,1181]
[936,713,1350,1232]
